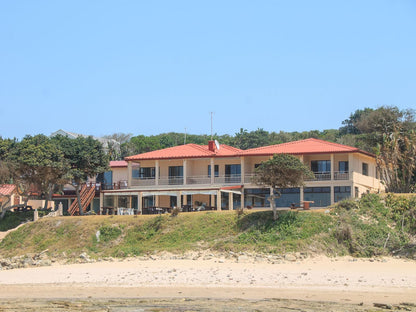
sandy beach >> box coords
[0,255,415,311]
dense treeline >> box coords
[113,106,416,193]
[1,106,415,194]
[115,106,415,155]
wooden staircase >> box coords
[68,184,96,216]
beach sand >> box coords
[0,255,415,310]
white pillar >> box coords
[240,156,245,184]
[241,188,245,209]
[216,190,221,211]
[99,192,104,214]
[177,191,182,209]
[229,192,233,210]
[183,159,187,185]
[348,153,353,180]
[331,185,335,206]
[127,162,132,187]
[330,154,335,181]
[210,158,215,184]
[138,192,142,214]
[300,186,304,204]
[155,160,159,185]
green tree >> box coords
[53,135,109,215]
[7,135,69,209]
[252,154,314,220]
[233,128,270,150]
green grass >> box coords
[0,194,415,259]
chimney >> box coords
[208,140,216,152]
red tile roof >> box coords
[124,138,373,162]
[0,184,16,196]
[110,160,128,168]
[125,143,242,161]
[242,138,372,156]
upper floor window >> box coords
[225,164,241,176]
[339,161,349,173]
[311,160,331,173]
[362,163,369,176]
[208,165,219,177]
[134,167,155,179]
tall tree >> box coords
[7,135,69,209]
[53,135,109,215]
[252,154,314,220]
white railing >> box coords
[304,171,350,181]
[187,175,211,185]
[214,174,242,184]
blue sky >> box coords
[1,1,415,139]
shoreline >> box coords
[0,256,415,306]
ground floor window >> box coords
[334,186,351,202]
[274,188,301,207]
[143,196,154,208]
[244,188,270,208]
[304,187,331,207]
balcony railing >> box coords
[128,171,350,188]
[130,174,242,187]
[304,171,350,181]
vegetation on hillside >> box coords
[0,194,414,260]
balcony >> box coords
[130,174,242,187]
[304,171,350,181]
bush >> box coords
[99,225,122,242]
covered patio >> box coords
[100,187,244,215]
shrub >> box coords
[99,225,122,242]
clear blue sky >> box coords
[1,1,415,139]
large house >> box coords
[100,138,384,213]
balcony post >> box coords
[127,162,132,187]
[155,160,159,186]
[229,192,233,210]
[210,158,215,184]
[183,160,187,185]
[330,154,334,181]
[241,156,245,184]
[348,153,353,180]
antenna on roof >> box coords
[210,112,214,140]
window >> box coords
[334,186,351,202]
[339,161,349,173]
[208,165,219,177]
[225,164,241,183]
[362,163,368,176]
[169,166,183,177]
[168,166,183,185]
[133,167,155,179]
[311,160,331,173]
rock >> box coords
[373,303,392,309]
[284,254,297,262]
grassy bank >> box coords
[0,194,415,259]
